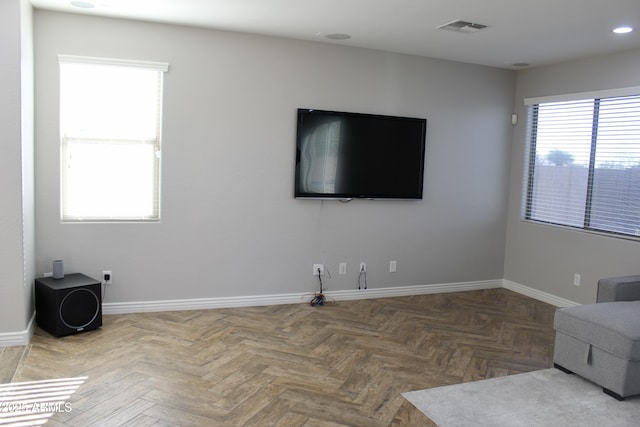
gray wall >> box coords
[33,11,515,304]
[0,0,34,336]
[505,47,640,304]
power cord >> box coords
[310,267,325,306]
[358,265,367,290]
[101,272,111,304]
[101,282,107,304]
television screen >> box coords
[294,109,427,200]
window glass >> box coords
[59,57,167,221]
[524,94,640,238]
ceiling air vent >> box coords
[437,20,487,34]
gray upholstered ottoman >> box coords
[553,276,640,400]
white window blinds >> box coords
[522,88,640,238]
[59,56,168,221]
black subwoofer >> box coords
[35,273,102,337]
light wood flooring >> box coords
[3,289,557,426]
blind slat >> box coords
[522,92,640,238]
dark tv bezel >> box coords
[294,108,427,200]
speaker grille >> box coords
[59,288,100,329]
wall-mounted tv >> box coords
[294,108,427,200]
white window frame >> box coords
[59,55,168,222]
[522,86,640,239]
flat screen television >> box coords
[294,108,427,200]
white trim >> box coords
[58,54,169,72]
[524,86,640,105]
[102,279,503,314]
[1,280,577,345]
[0,312,36,347]
[326,279,502,301]
[103,293,307,314]
[502,280,579,307]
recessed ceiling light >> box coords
[613,26,633,34]
[70,1,95,8]
[512,63,530,68]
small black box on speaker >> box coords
[35,273,102,337]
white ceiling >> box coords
[31,0,640,69]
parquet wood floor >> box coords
[5,289,557,426]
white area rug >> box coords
[403,368,640,426]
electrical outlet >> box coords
[339,263,347,275]
[102,270,112,285]
[312,264,324,276]
[359,262,366,272]
[573,273,581,287]
[389,260,397,273]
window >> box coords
[59,55,168,221]
[523,88,640,238]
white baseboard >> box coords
[0,312,35,347]
[3,279,577,347]
[102,279,578,315]
[502,280,579,307]
[102,279,503,314]
[102,293,307,314]
[325,279,503,301]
